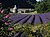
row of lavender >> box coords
[9,12,50,25]
[0,9,50,37]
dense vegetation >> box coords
[0,0,36,8]
[0,7,50,37]
[13,23,50,37]
[0,1,50,37]
[34,0,50,13]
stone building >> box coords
[10,5,34,13]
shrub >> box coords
[13,23,50,37]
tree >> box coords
[34,0,50,13]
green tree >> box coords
[34,0,50,13]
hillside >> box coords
[0,0,36,8]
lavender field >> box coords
[0,0,50,37]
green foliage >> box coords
[0,10,13,37]
[14,24,50,37]
[34,0,50,13]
